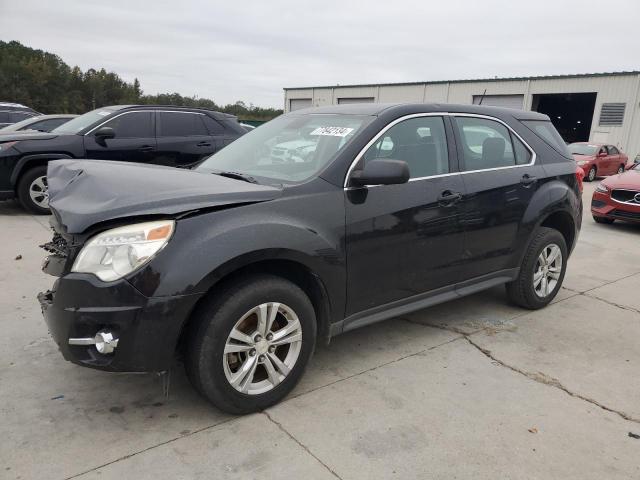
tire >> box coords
[506,227,567,310]
[617,165,625,174]
[586,166,597,182]
[185,274,316,414]
[17,166,50,215]
[593,215,614,224]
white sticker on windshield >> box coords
[310,126,354,137]
[96,111,111,116]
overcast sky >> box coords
[1,0,639,108]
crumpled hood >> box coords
[48,159,282,233]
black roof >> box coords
[290,102,549,121]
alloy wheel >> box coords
[533,243,563,298]
[29,175,49,209]
[617,166,624,174]
[588,168,596,181]
[223,302,302,395]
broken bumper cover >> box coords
[38,273,202,372]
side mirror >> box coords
[94,126,115,145]
[350,159,410,186]
[598,151,607,157]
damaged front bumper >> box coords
[38,272,202,372]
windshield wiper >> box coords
[213,171,259,184]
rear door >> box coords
[607,145,621,173]
[84,111,157,163]
[345,114,466,316]
[452,115,542,279]
[154,111,217,167]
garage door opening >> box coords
[531,93,597,143]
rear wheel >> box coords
[617,165,625,174]
[593,215,614,224]
[185,275,316,414]
[506,227,567,309]
[586,166,597,182]
[17,166,50,214]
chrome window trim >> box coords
[84,110,204,136]
[343,112,537,188]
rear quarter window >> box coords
[521,120,571,158]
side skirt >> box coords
[330,268,519,337]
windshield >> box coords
[196,114,371,183]
[568,143,598,156]
[52,108,119,134]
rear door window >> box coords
[159,112,209,136]
[453,117,517,171]
[607,145,620,155]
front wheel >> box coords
[506,227,568,309]
[185,275,316,414]
[17,166,50,214]
[586,166,597,182]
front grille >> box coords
[612,210,640,220]
[611,189,640,204]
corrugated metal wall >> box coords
[284,74,640,158]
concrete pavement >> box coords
[1,181,639,479]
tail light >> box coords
[575,166,584,193]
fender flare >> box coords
[517,180,579,264]
[10,153,73,186]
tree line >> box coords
[0,40,282,121]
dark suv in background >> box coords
[0,105,246,213]
[39,103,582,414]
[0,102,40,129]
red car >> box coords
[591,163,640,224]
[568,142,628,182]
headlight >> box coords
[577,160,589,166]
[72,220,174,281]
[595,183,609,194]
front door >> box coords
[345,115,466,316]
[451,115,544,279]
[84,111,157,163]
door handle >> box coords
[520,174,537,187]
[437,190,463,206]
[139,145,155,152]
[196,142,211,147]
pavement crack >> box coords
[406,321,640,425]
[263,411,343,480]
[62,416,238,480]
[581,292,640,316]
[463,335,640,425]
[283,334,465,404]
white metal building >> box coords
[284,72,640,158]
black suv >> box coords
[0,102,40,128]
[38,103,582,414]
[0,105,246,213]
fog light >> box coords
[68,330,119,354]
[94,331,119,354]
